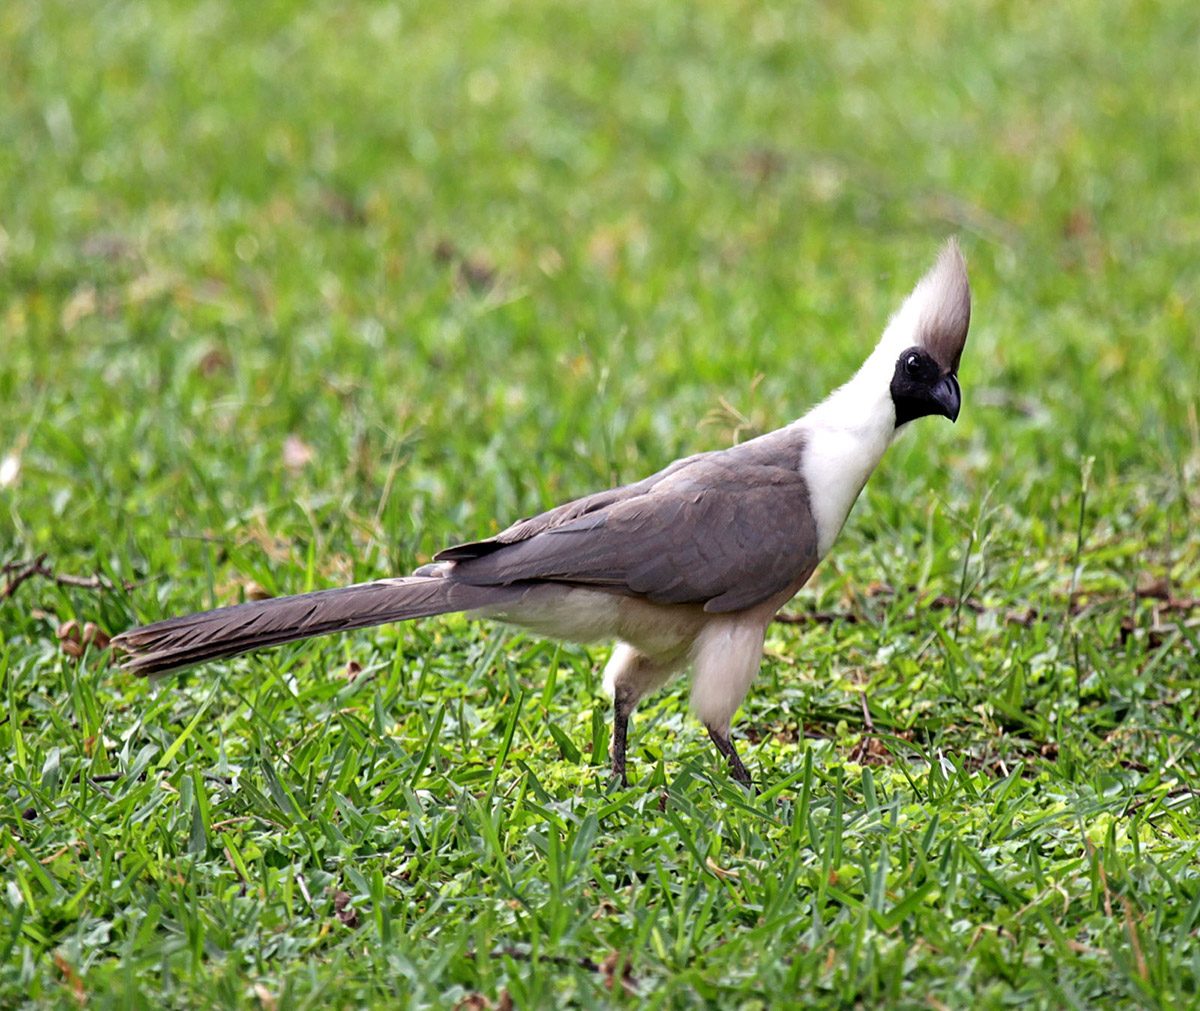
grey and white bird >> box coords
[114,241,970,786]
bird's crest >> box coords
[911,239,970,374]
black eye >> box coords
[904,353,922,377]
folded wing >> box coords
[439,436,820,613]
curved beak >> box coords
[932,374,961,422]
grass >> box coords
[2,0,1199,1006]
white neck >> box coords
[795,313,915,556]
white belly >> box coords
[472,584,708,664]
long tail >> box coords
[111,576,515,676]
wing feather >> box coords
[439,432,821,613]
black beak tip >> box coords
[939,375,961,423]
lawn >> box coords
[2,0,1199,1007]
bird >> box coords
[113,240,970,787]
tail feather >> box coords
[112,577,511,676]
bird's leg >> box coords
[610,688,636,787]
[706,726,753,787]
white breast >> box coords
[800,421,893,556]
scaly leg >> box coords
[706,726,753,787]
[610,688,636,786]
[603,643,682,787]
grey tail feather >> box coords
[111,577,513,677]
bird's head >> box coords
[886,240,971,427]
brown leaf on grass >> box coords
[706,855,740,879]
[928,593,986,613]
[341,660,363,681]
[453,996,491,1011]
[82,622,110,649]
[58,619,112,658]
[329,889,360,928]
[52,951,85,1008]
[1123,614,1198,651]
[601,952,637,994]
[773,610,860,626]
[245,582,272,601]
[496,990,513,1011]
[1005,607,1040,628]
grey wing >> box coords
[434,453,704,560]
[443,454,821,614]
